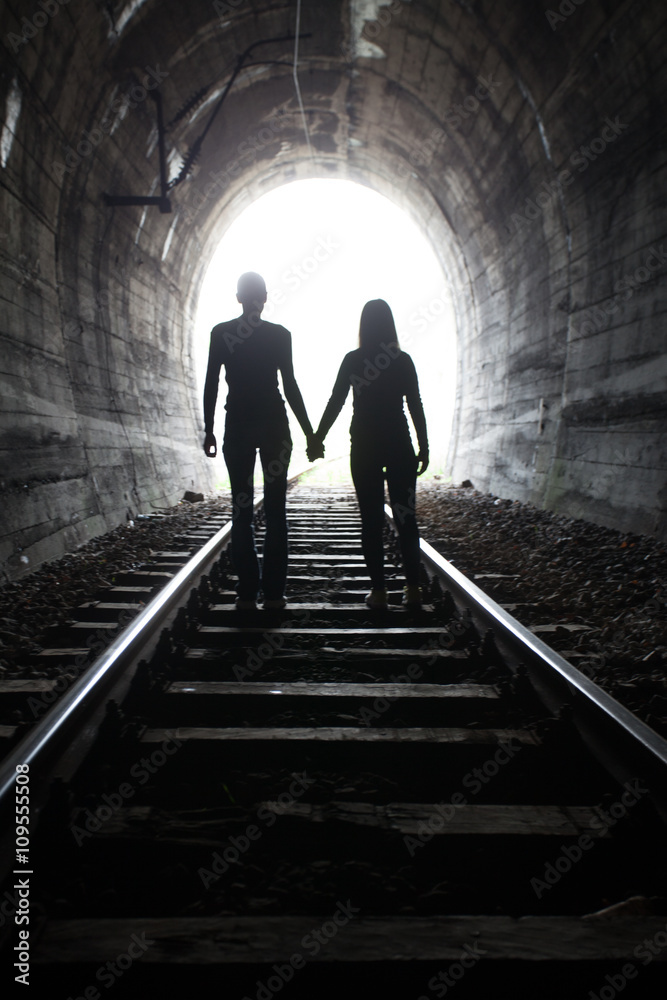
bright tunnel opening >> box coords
[194,178,457,488]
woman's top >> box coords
[316,347,428,454]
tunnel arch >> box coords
[1,0,665,580]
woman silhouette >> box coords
[311,299,429,608]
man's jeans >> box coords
[223,417,292,601]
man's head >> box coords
[236,272,267,313]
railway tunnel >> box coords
[1,0,666,584]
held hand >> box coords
[307,434,325,462]
[204,432,217,458]
[417,450,429,476]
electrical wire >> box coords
[293,0,314,159]
[168,32,311,190]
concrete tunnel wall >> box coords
[0,0,665,582]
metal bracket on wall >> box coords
[103,90,171,213]
[102,32,311,215]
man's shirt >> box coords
[203,318,292,432]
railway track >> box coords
[1,479,666,997]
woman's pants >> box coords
[350,436,420,589]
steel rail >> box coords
[385,504,667,815]
[0,518,234,808]
[0,460,316,810]
[2,489,665,815]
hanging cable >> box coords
[293,0,314,159]
[166,32,311,191]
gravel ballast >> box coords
[416,481,667,739]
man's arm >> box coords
[278,329,314,438]
[203,329,222,457]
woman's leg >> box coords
[350,440,386,589]
[385,448,421,586]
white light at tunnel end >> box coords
[193,179,457,478]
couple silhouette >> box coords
[203,272,429,611]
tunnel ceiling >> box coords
[1,0,666,579]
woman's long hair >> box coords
[358,299,401,354]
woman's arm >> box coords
[403,354,429,474]
[315,354,353,442]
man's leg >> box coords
[223,429,260,601]
[258,427,292,601]
[350,441,386,589]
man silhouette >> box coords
[203,272,320,610]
